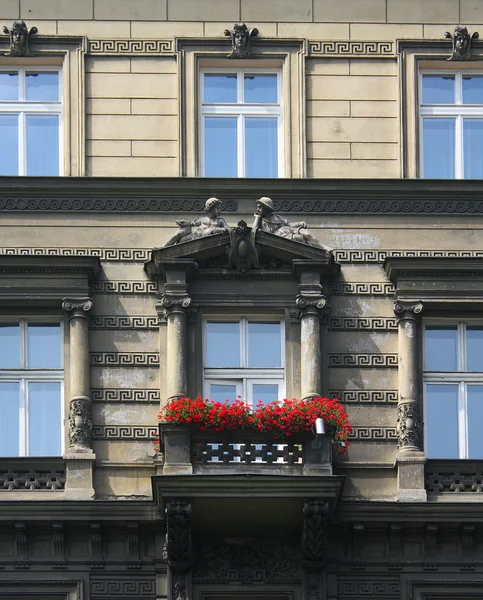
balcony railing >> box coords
[425,459,483,495]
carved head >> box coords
[11,20,28,51]
[257,196,274,215]
[454,25,471,54]
[204,197,222,215]
[233,23,249,52]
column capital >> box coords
[156,294,191,319]
[296,293,327,317]
[62,297,93,319]
[394,300,424,321]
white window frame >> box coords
[0,318,64,457]
[419,70,483,179]
[423,319,483,459]
[0,66,63,176]
[199,68,284,178]
[203,316,286,406]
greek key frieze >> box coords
[90,578,156,597]
[309,40,394,57]
[91,281,156,294]
[91,389,160,403]
[90,353,159,366]
[328,317,397,331]
[338,579,400,597]
[92,426,157,440]
[90,316,159,330]
[89,39,173,55]
[348,427,398,441]
[328,282,395,296]
[334,249,483,263]
[0,248,150,262]
[329,390,398,403]
[328,354,398,368]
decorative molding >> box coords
[329,354,398,368]
[334,249,483,263]
[328,317,397,331]
[338,579,400,597]
[91,281,156,294]
[90,578,155,597]
[308,40,394,57]
[92,426,157,440]
[0,467,65,491]
[328,282,395,296]
[90,316,159,330]
[0,247,151,262]
[329,390,398,403]
[348,427,398,441]
[91,389,160,403]
[90,353,159,366]
[88,39,173,55]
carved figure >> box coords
[2,20,38,56]
[252,197,329,249]
[445,26,479,61]
[224,23,258,58]
[164,197,230,246]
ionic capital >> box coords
[394,301,424,322]
[156,294,191,319]
[296,294,327,318]
[62,297,93,319]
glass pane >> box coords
[0,323,20,368]
[28,382,61,456]
[0,71,18,100]
[210,384,237,404]
[464,119,483,179]
[422,118,455,178]
[468,385,483,458]
[206,322,240,367]
[244,74,277,103]
[466,327,483,371]
[204,74,237,103]
[253,384,279,406]
[26,72,59,102]
[421,75,455,104]
[425,326,457,371]
[245,117,278,178]
[28,323,61,368]
[0,114,18,175]
[26,114,59,176]
[204,117,237,177]
[0,382,19,457]
[248,322,281,367]
[463,76,483,104]
[425,384,459,458]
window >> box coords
[420,71,483,178]
[203,318,285,406]
[424,322,483,458]
[0,68,62,175]
[0,320,63,456]
[200,70,282,177]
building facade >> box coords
[1,2,483,600]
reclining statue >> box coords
[164,197,230,246]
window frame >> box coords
[0,66,63,176]
[0,317,65,457]
[199,67,284,178]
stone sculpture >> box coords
[3,20,38,56]
[445,25,479,61]
[164,197,230,246]
[224,23,259,58]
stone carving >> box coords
[252,197,328,248]
[329,353,398,368]
[445,26,479,61]
[62,297,93,318]
[2,20,37,56]
[90,316,159,330]
[68,397,93,452]
[349,427,398,441]
[329,317,397,331]
[224,23,258,58]
[165,501,192,573]
[91,281,157,294]
[90,579,155,597]
[226,219,260,271]
[394,301,424,321]
[302,501,328,571]
[309,40,393,56]
[90,352,159,366]
[396,402,422,450]
[164,198,229,246]
[329,390,398,404]
[91,389,160,403]
[89,39,173,55]
[92,425,157,440]
[328,282,395,296]
[296,294,327,311]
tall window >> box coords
[200,70,282,177]
[0,68,62,176]
[203,318,285,406]
[420,72,483,178]
[0,320,63,456]
[424,322,483,458]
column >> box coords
[394,300,426,501]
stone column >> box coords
[394,300,426,502]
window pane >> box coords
[0,323,20,368]
[206,322,240,367]
[421,75,455,104]
[28,382,61,456]
[464,119,483,179]
[422,118,455,178]
[244,74,277,103]
[204,74,237,103]
[463,76,483,104]
[0,71,18,100]
[245,117,278,178]
[26,72,59,102]
[204,117,237,177]
[425,326,457,371]
[425,384,459,458]
[28,324,61,369]
[466,327,483,371]
[468,385,483,458]
[26,114,59,176]
[248,322,281,367]
[0,114,18,176]
[210,384,237,404]
[253,384,279,406]
[0,382,19,457]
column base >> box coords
[396,450,427,502]
[63,452,96,499]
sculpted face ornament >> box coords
[2,20,38,56]
[164,197,230,246]
[224,23,259,58]
[445,25,479,61]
